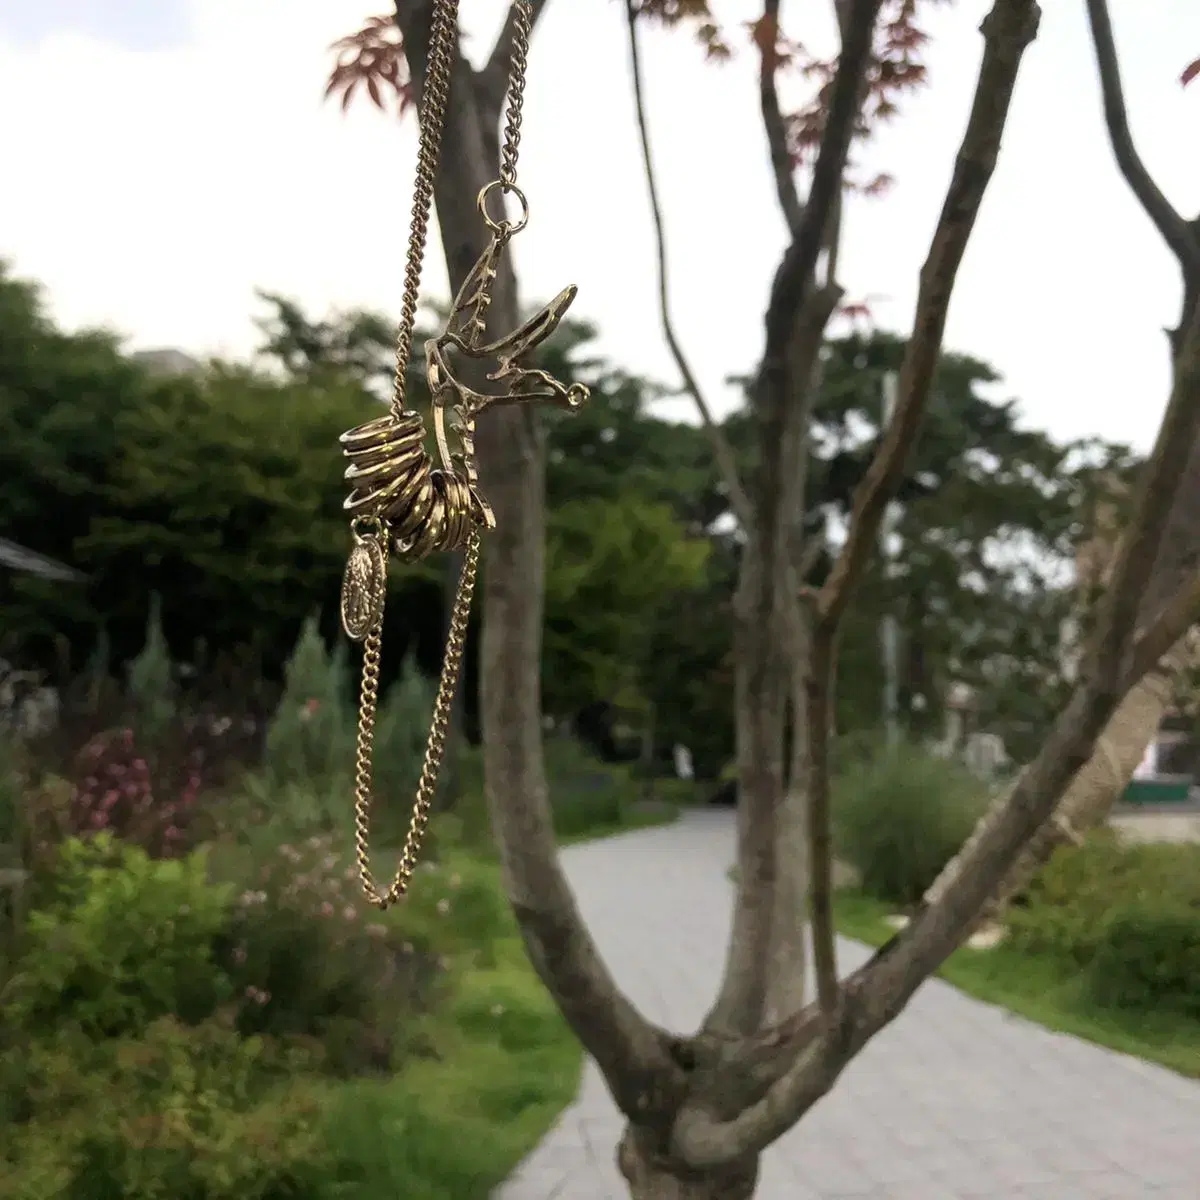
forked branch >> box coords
[1084,0,1200,277]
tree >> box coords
[931,0,1200,917]
[798,332,1137,747]
[328,4,1200,1197]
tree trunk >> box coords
[618,1127,758,1200]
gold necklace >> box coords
[337,0,589,909]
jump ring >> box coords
[477,179,529,236]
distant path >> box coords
[495,810,1200,1199]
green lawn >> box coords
[323,929,583,1200]
[834,890,1200,1079]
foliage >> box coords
[0,812,579,1200]
[5,836,231,1039]
[125,595,176,743]
[0,1018,332,1200]
[792,333,1138,746]
[1006,834,1200,964]
[543,496,708,718]
[216,830,447,1076]
[319,935,580,1200]
[1088,900,1200,1018]
[369,653,436,840]
[832,741,988,906]
[67,729,199,856]
[264,616,352,800]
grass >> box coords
[834,889,1200,1079]
[323,929,582,1199]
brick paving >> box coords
[495,810,1200,1199]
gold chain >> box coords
[342,0,582,911]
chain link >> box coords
[352,0,534,909]
[498,2,532,187]
[353,530,480,907]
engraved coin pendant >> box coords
[340,535,387,641]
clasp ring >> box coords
[478,179,529,236]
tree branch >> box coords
[673,0,1045,1164]
[759,0,804,235]
[1123,572,1200,690]
[624,0,755,533]
[1084,0,1200,277]
[803,0,1043,1022]
[761,0,883,371]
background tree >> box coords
[930,0,1200,917]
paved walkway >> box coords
[495,810,1200,1199]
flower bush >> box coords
[68,729,200,857]
[218,833,447,1076]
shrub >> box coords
[544,736,629,837]
[1007,836,1200,964]
[371,654,435,812]
[394,853,513,969]
[264,616,352,798]
[1088,900,1200,1017]
[126,594,176,744]
[1,1017,332,1200]
[832,741,987,906]
[4,835,231,1038]
[218,832,447,1075]
[68,728,199,856]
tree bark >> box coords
[619,1127,757,1200]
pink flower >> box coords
[342,905,357,921]
[320,901,333,916]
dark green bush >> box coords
[832,741,987,906]
[1007,836,1200,964]
[1088,900,1200,1017]
[544,737,629,837]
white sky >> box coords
[1,0,1196,452]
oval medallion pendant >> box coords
[340,534,388,641]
